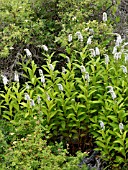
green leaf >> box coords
[25,112,29,118]
[114,139,124,146]
[123,131,127,141]
[107,115,118,122]
[96,141,105,148]
[61,121,66,129]
[67,113,75,119]
[2,115,10,120]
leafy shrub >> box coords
[1,27,128,168]
[0,0,45,58]
[0,130,7,163]
[1,125,87,170]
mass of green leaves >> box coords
[1,0,128,169]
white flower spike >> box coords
[104,54,109,65]
[41,75,45,83]
[75,31,83,42]
[37,96,41,104]
[119,123,124,131]
[89,49,96,57]
[24,93,30,101]
[107,86,116,100]
[24,49,32,58]
[120,65,127,74]
[14,71,19,82]
[30,99,35,107]
[85,72,90,82]
[95,47,100,56]
[68,34,72,42]
[99,121,105,130]
[1,75,8,85]
[102,12,107,22]
[57,84,63,91]
[49,64,54,71]
[87,36,92,45]
[80,65,86,73]
[42,45,48,51]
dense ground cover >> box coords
[0,0,128,169]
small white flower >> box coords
[87,36,92,45]
[114,52,121,60]
[99,121,105,130]
[39,69,43,76]
[46,93,50,101]
[107,86,114,92]
[124,53,128,63]
[9,46,14,50]
[49,64,54,71]
[102,12,107,22]
[24,93,30,101]
[95,47,100,56]
[75,31,83,42]
[25,83,30,89]
[30,99,35,107]
[72,16,76,21]
[10,133,15,135]
[115,34,122,46]
[104,54,109,65]
[41,75,45,83]
[120,65,127,74]
[112,46,117,54]
[57,84,63,91]
[42,45,48,51]
[85,72,90,82]
[80,65,86,73]
[24,49,32,58]
[110,91,117,100]
[37,96,41,104]
[119,123,124,131]
[62,67,66,74]
[107,86,116,100]
[13,141,17,145]
[66,56,70,63]
[68,34,72,42]
[89,49,96,57]
[1,75,8,85]
[89,28,94,34]
[14,71,19,82]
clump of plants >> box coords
[1,22,128,168]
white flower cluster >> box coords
[104,54,109,65]
[39,69,45,83]
[42,45,48,51]
[102,12,107,22]
[80,66,90,82]
[14,71,19,82]
[107,86,116,100]
[1,75,8,85]
[24,49,32,58]
[24,93,35,107]
[89,47,100,57]
[87,36,93,45]
[119,123,124,132]
[99,120,105,130]
[75,31,83,42]
[49,64,54,71]
[120,65,127,74]
[80,65,86,73]
[68,34,72,42]
[57,83,63,91]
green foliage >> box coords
[1,125,87,170]
[0,0,44,58]
[0,0,127,169]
